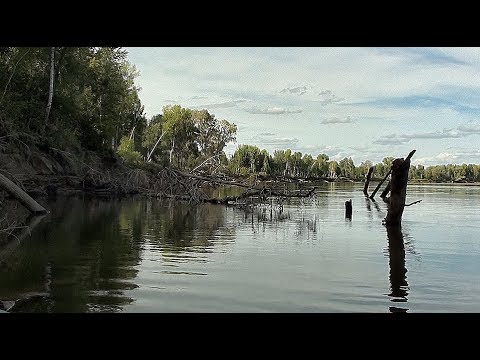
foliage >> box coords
[0,47,144,153]
[117,136,142,164]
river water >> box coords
[1,183,479,312]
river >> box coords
[1,182,479,312]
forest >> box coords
[1,47,479,185]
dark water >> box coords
[1,183,479,312]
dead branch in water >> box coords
[363,166,374,196]
[404,200,422,207]
[150,167,316,206]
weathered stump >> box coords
[384,150,415,225]
[345,199,352,219]
[363,166,374,196]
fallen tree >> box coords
[0,173,47,214]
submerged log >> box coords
[384,150,416,226]
[345,199,352,219]
[363,166,374,196]
[0,173,47,214]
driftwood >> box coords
[150,168,316,206]
[384,150,416,226]
[405,199,422,207]
[0,173,47,214]
[363,166,374,196]
[171,169,254,189]
[206,186,317,205]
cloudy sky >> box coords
[126,47,480,166]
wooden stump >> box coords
[384,150,415,225]
[345,199,352,219]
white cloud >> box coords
[194,100,246,109]
[321,116,353,124]
[127,47,480,165]
[244,106,302,115]
[280,86,308,95]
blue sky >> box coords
[126,47,480,166]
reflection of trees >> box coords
[237,201,320,241]
[143,199,232,251]
[0,197,236,312]
[385,225,409,312]
[0,197,142,312]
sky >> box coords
[126,47,480,166]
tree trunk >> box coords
[169,135,175,165]
[44,47,55,129]
[384,150,416,225]
[146,132,165,162]
[363,166,374,196]
[1,48,31,102]
[0,173,47,214]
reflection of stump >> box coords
[387,225,408,302]
[345,199,352,219]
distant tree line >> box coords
[1,47,478,183]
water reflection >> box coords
[0,197,235,312]
[385,225,409,312]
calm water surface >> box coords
[1,183,479,312]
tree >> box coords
[117,136,142,164]
[191,109,237,168]
[315,153,330,177]
[329,160,340,178]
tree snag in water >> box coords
[363,166,374,196]
[345,199,352,219]
[383,150,416,226]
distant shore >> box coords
[408,181,480,186]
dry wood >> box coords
[384,150,416,225]
[0,173,47,214]
[363,166,374,196]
